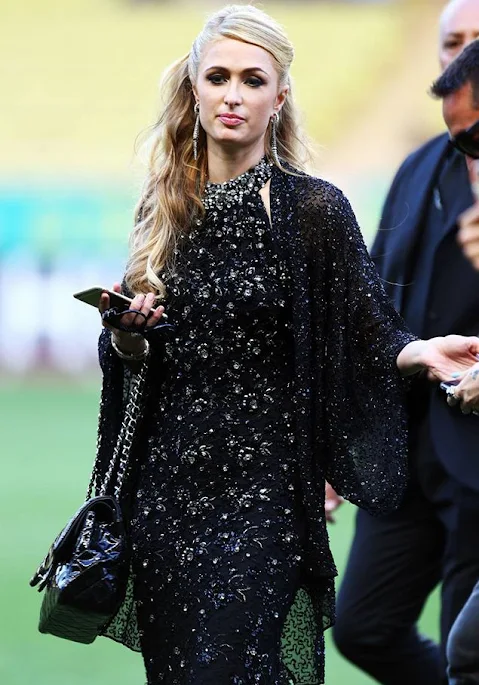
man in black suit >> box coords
[429,40,479,685]
[333,2,479,684]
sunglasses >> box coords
[449,119,479,159]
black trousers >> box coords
[333,418,479,685]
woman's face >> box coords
[193,37,287,155]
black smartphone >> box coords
[73,287,133,311]
[73,287,167,321]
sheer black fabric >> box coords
[94,161,415,684]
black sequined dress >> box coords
[96,158,416,685]
[131,159,314,683]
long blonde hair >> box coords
[126,4,312,297]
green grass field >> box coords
[0,380,440,684]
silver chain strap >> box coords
[86,359,149,501]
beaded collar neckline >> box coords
[203,156,273,211]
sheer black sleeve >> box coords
[304,180,416,513]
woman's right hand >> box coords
[99,282,165,355]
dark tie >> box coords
[436,149,473,236]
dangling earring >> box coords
[271,112,280,166]
[193,103,200,161]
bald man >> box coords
[333,2,479,684]
[440,0,479,64]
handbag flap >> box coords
[30,496,121,589]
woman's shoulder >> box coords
[275,166,359,252]
[277,165,350,211]
[282,168,354,223]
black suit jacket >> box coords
[371,132,479,491]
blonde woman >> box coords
[95,5,479,683]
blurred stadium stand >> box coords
[0,0,446,373]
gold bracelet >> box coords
[111,337,150,361]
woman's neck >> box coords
[206,142,266,184]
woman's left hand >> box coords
[419,335,479,382]
[445,361,479,415]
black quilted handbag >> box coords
[30,361,148,644]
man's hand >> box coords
[458,202,479,270]
[446,361,479,415]
[325,482,344,524]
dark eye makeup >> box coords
[206,72,265,87]
[245,76,264,88]
[207,73,227,84]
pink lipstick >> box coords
[218,113,245,126]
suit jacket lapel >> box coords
[381,136,450,313]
